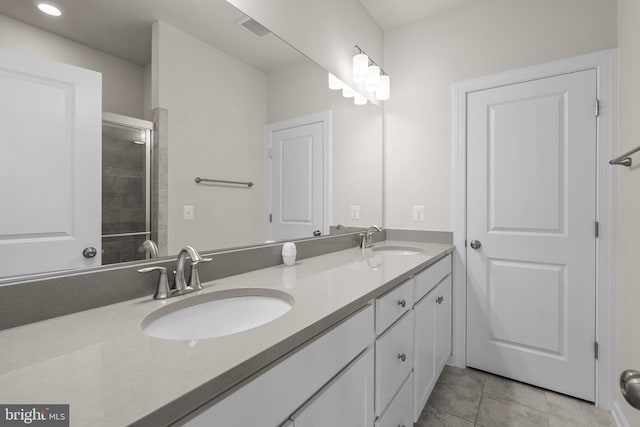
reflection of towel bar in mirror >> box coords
[610,145,640,167]
[194,177,254,187]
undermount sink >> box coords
[371,245,426,255]
[142,289,293,340]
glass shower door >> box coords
[101,116,152,265]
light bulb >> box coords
[366,65,381,91]
[352,53,369,84]
[37,2,62,16]
[376,75,390,101]
[354,93,367,106]
[328,73,342,90]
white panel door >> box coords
[0,48,102,278]
[269,120,325,241]
[466,70,597,401]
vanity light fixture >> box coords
[36,2,62,16]
[353,45,390,101]
[365,65,381,92]
[352,53,369,83]
[327,72,368,105]
[376,75,390,101]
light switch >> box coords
[183,205,194,220]
[413,205,425,222]
[350,205,360,220]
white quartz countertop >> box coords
[0,241,452,426]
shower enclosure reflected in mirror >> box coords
[0,0,383,281]
[101,114,152,265]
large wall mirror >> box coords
[0,0,382,281]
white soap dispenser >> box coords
[282,242,297,266]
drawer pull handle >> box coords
[397,353,407,362]
[398,425,406,427]
[397,299,406,308]
[436,296,444,304]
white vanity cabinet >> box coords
[180,252,453,427]
[413,255,452,421]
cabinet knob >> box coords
[397,299,406,308]
[397,353,407,362]
[436,296,444,304]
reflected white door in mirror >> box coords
[265,112,329,241]
[0,48,102,278]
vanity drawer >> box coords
[375,310,414,416]
[375,279,414,336]
[375,372,413,427]
[415,254,451,302]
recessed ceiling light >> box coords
[37,2,62,17]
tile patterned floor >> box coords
[416,366,617,427]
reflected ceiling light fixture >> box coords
[342,85,355,98]
[328,73,342,90]
[36,1,62,16]
[353,45,390,101]
[354,93,367,106]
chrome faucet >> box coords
[174,246,212,292]
[360,225,382,249]
[138,245,211,300]
[137,239,159,259]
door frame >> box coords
[263,111,331,241]
[452,49,617,408]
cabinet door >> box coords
[413,290,437,421]
[375,372,413,427]
[435,275,452,374]
[375,311,414,416]
[291,347,374,427]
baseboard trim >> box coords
[612,401,630,427]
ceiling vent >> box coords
[236,16,271,39]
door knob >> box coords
[620,370,640,409]
[82,247,97,258]
[470,240,482,250]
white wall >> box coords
[153,21,267,254]
[226,0,383,93]
[267,61,383,227]
[616,0,640,424]
[0,14,144,118]
[383,0,617,231]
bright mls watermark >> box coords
[0,405,68,426]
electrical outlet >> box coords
[350,205,360,220]
[183,205,194,220]
[413,205,425,222]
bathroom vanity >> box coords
[0,241,452,426]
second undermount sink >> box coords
[371,245,426,255]
[142,289,293,340]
